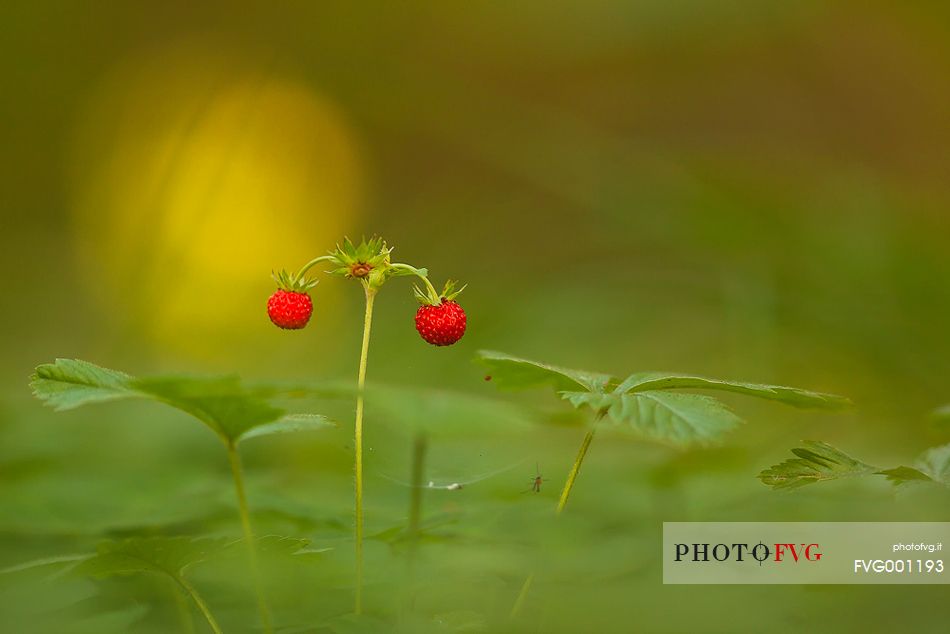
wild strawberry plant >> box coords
[18,247,876,631]
[268,236,466,614]
[30,358,334,633]
[477,349,850,614]
[477,350,850,512]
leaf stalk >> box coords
[513,409,606,619]
[556,409,607,515]
[226,442,272,633]
[178,576,224,634]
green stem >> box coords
[511,409,606,619]
[178,577,224,634]
[295,254,335,278]
[172,579,197,634]
[226,443,272,633]
[509,573,534,619]
[354,284,377,615]
[391,262,439,299]
[555,411,604,515]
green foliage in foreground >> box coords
[74,535,312,583]
[31,359,335,446]
[28,358,341,633]
[759,440,950,490]
[17,354,860,631]
[477,350,850,446]
[22,357,546,632]
[3,536,316,634]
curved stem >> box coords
[509,573,534,619]
[178,577,224,634]
[511,409,607,619]
[172,579,197,634]
[556,411,605,515]
[227,443,272,633]
[354,284,377,615]
[391,263,439,299]
[295,255,335,278]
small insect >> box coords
[381,461,522,491]
[484,375,492,381]
[525,463,545,493]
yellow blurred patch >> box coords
[69,41,359,360]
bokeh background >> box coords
[2,2,949,632]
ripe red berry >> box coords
[415,299,466,346]
[267,289,313,330]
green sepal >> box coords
[440,280,466,301]
[272,269,318,292]
[285,237,461,296]
[414,279,467,305]
[413,285,432,304]
[326,236,394,280]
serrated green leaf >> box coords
[220,535,312,559]
[477,352,850,416]
[561,390,742,445]
[878,444,950,489]
[31,359,135,411]
[256,535,317,556]
[236,414,335,444]
[758,441,878,490]
[70,535,296,634]
[31,359,333,446]
[476,350,614,393]
[131,376,284,443]
[615,372,850,409]
[877,466,934,486]
[75,536,231,580]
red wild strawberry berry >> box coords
[415,299,466,346]
[267,289,313,330]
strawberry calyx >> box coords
[325,236,393,284]
[412,279,466,306]
[272,268,319,293]
[295,237,404,291]
[275,235,465,303]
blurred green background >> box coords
[2,2,949,632]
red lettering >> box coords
[774,543,801,562]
